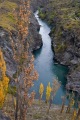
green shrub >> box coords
[38,8,46,20]
[8,85,16,95]
[33,113,42,119]
[55,43,67,53]
[13,72,17,79]
[0,1,17,30]
[75,12,80,18]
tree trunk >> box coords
[20,106,27,120]
[76,108,80,120]
[61,103,65,113]
[66,104,70,113]
[15,94,18,120]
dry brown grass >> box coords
[2,94,78,120]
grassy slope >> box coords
[40,0,80,28]
[0,0,18,31]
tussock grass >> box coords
[0,0,17,30]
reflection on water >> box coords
[31,11,69,105]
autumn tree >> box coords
[76,102,80,120]
[51,79,61,98]
[10,0,38,120]
[46,82,52,103]
[66,92,75,113]
[60,96,66,113]
[71,109,77,120]
[60,90,69,113]
[0,48,9,108]
[39,83,44,102]
[47,79,60,114]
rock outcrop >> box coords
[28,12,42,51]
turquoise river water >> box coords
[31,11,69,105]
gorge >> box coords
[31,11,69,104]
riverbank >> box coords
[38,0,80,95]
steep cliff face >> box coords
[31,0,46,12]
[53,28,80,94]
[28,12,42,51]
[38,0,80,94]
[0,0,42,79]
[0,27,16,79]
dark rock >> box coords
[0,27,17,79]
[70,59,78,65]
[0,111,11,120]
[28,12,43,51]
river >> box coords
[31,11,69,105]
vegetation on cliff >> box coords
[0,0,18,30]
[39,0,80,94]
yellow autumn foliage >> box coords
[0,88,5,108]
[39,83,44,98]
[71,110,77,120]
[46,82,52,102]
[70,99,75,107]
[0,48,9,108]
